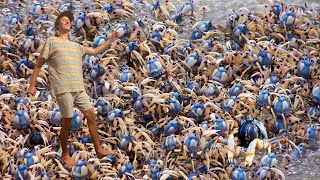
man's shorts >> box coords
[56,91,92,118]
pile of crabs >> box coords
[0,0,319,179]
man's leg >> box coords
[56,92,76,166]
[82,108,118,158]
[60,117,76,166]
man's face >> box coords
[58,16,71,31]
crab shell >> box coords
[71,111,82,131]
[257,89,271,107]
[50,108,62,126]
[106,108,125,123]
[186,81,200,92]
[261,153,278,167]
[30,131,45,146]
[168,98,181,115]
[258,50,273,67]
[72,159,89,178]
[171,13,183,24]
[6,14,21,27]
[119,162,134,177]
[59,2,74,12]
[164,135,180,151]
[178,1,194,15]
[212,67,228,84]
[297,58,311,79]
[14,97,27,110]
[274,115,285,133]
[150,167,161,180]
[23,150,39,167]
[74,13,86,30]
[89,64,105,81]
[232,24,248,41]
[272,3,282,16]
[290,144,306,158]
[118,132,134,151]
[279,10,296,28]
[229,83,243,96]
[190,28,202,40]
[13,110,30,129]
[146,58,165,78]
[184,133,200,152]
[231,167,246,180]
[184,53,201,70]
[311,84,320,104]
[133,96,151,113]
[254,166,275,179]
[125,41,139,54]
[164,119,180,136]
[238,118,268,145]
[306,125,317,141]
[120,68,133,83]
[308,105,320,119]
[214,118,228,135]
[96,98,112,117]
[196,21,214,32]
[30,2,43,17]
[15,164,29,180]
[189,102,205,121]
[202,83,219,97]
[223,96,237,112]
[274,96,291,115]
[25,25,37,36]
[116,23,131,39]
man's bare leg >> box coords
[60,117,76,166]
[83,108,118,158]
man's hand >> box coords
[85,31,121,56]
[109,31,121,43]
[27,84,36,96]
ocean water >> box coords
[0,0,319,179]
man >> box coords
[28,11,119,166]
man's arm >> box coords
[28,57,46,95]
[85,31,120,56]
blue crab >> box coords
[50,108,62,126]
[212,67,228,85]
[106,108,125,124]
[273,95,291,115]
[70,111,82,131]
[279,10,296,28]
[311,84,320,104]
[89,64,105,81]
[178,0,194,15]
[238,118,268,145]
[146,57,165,78]
[118,162,134,178]
[184,133,200,153]
[15,164,29,180]
[261,152,279,167]
[29,2,44,17]
[297,57,312,79]
[164,119,180,136]
[23,149,39,167]
[189,101,205,122]
[258,50,273,67]
[190,28,203,40]
[13,109,30,129]
[229,166,246,180]
[255,166,285,180]
[72,159,90,179]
